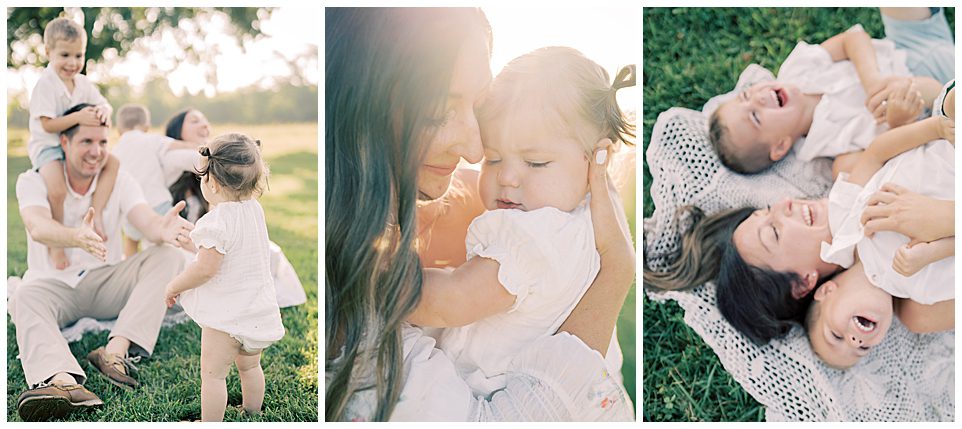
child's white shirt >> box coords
[436,201,600,397]
[112,130,176,208]
[27,64,109,165]
[820,139,954,305]
[180,199,285,342]
[778,24,911,162]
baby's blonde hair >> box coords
[43,17,86,52]
[197,133,269,198]
[477,46,635,155]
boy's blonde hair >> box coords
[116,104,150,132]
[43,17,86,52]
[197,132,269,198]
[477,46,635,155]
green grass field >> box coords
[6,123,318,422]
[642,7,954,422]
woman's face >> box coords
[417,34,492,200]
[181,110,211,144]
[732,198,836,295]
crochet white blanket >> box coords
[644,67,954,421]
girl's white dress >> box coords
[181,199,285,350]
[437,201,601,397]
[820,139,954,304]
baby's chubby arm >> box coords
[847,112,944,186]
[407,256,516,328]
[165,246,224,307]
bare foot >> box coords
[893,241,937,276]
[49,247,70,270]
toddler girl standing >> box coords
[165,132,285,421]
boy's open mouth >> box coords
[854,315,876,333]
[771,88,787,107]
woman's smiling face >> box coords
[417,33,492,201]
[732,197,837,296]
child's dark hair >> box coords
[644,205,812,344]
[197,132,269,198]
[477,46,635,154]
[708,107,772,174]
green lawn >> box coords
[642,7,954,422]
[6,124,319,422]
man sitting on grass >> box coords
[10,103,195,422]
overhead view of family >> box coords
[643,7,954,421]
[6,8,318,422]
[325,7,638,422]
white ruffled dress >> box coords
[181,199,285,350]
[820,141,954,304]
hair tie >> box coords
[254,139,262,148]
[199,146,211,157]
[611,64,637,92]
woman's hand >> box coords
[936,116,954,145]
[165,288,179,308]
[866,75,909,123]
[557,139,635,355]
[861,183,954,243]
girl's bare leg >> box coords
[200,327,240,422]
[235,350,265,414]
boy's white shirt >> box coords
[27,64,110,164]
[113,129,176,208]
[779,25,912,162]
[820,139,954,305]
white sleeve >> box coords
[29,78,59,120]
[190,210,229,254]
[16,171,50,210]
[465,208,585,311]
[77,75,109,107]
[777,41,834,83]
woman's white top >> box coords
[778,24,911,162]
[436,202,601,397]
[820,139,954,304]
[327,325,633,421]
[180,199,285,341]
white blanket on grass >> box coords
[7,241,306,342]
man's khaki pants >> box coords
[8,245,185,386]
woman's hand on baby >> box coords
[861,183,954,242]
[885,79,925,128]
[588,139,633,265]
[75,207,107,261]
[161,201,197,252]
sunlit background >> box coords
[7,7,318,130]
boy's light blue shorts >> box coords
[33,145,64,171]
[883,7,954,84]
[123,201,174,241]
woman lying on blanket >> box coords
[645,83,955,357]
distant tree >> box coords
[7,7,272,86]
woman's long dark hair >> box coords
[644,206,812,344]
[325,8,491,421]
[166,108,209,220]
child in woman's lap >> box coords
[407,47,634,396]
[165,133,284,421]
